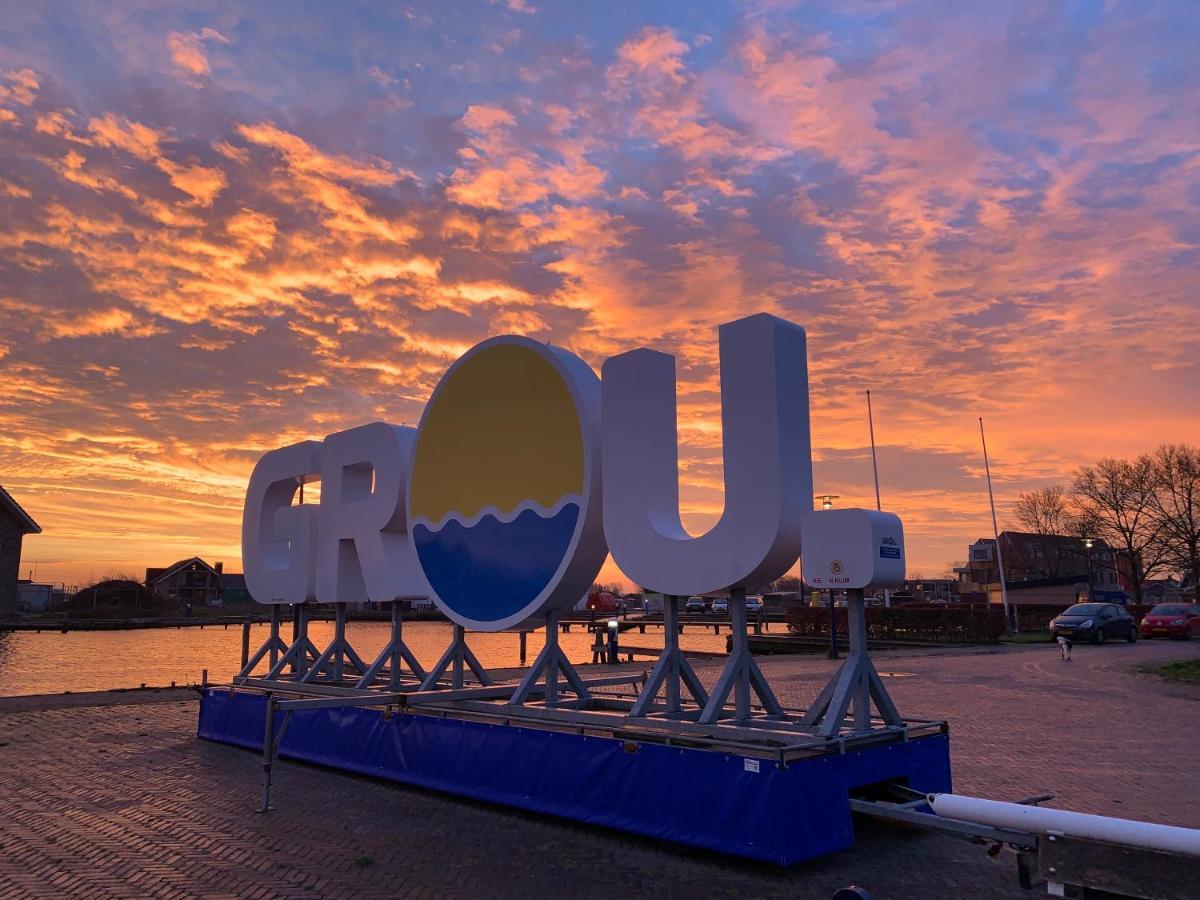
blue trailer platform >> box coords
[198,684,951,866]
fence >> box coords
[786,601,1161,644]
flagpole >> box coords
[867,390,891,608]
[867,390,881,510]
[979,417,1013,634]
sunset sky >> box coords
[2,2,1198,589]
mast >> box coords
[979,417,1012,634]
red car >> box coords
[586,591,623,614]
[1139,604,1200,640]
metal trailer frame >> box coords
[228,590,949,824]
[235,584,909,735]
[226,595,1198,890]
[852,784,1200,898]
[231,578,907,734]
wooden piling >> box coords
[241,618,251,669]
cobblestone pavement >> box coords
[1,640,1196,899]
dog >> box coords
[1057,634,1072,662]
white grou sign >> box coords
[243,313,831,630]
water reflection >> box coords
[0,620,730,697]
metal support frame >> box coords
[801,589,902,736]
[420,623,492,690]
[698,586,783,724]
[356,603,427,688]
[236,604,289,679]
[300,603,369,683]
[510,608,591,707]
[630,595,709,717]
[264,604,322,680]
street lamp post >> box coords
[1084,538,1095,602]
[816,495,840,659]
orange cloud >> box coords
[0,68,39,106]
[166,28,228,79]
[2,4,1198,589]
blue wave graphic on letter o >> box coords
[413,503,580,623]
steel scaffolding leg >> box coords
[800,589,903,736]
[302,602,369,684]
[510,609,591,707]
[236,605,289,679]
[630,595,709,717]
[356,603,426,688]
[264,604,321,681]
[420,623,492,690]
[698,586,783,724]
[255,693,293,814]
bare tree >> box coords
[1014,486,1071,535]
[1011,485,1084,578]
[1149,444,1200,593]
[1072,456,1168,603]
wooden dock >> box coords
[558,612,784,635]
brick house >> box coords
[145,557,223,608]
[956,531,1132,605]
[0,485,42,617]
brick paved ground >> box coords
[0,639,1196,899]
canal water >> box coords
[0,620,730,697]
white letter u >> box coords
[601,313,813,595]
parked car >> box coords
[1139,604,1200,640]
[1049,603,1137,644]
[684,596,707,614]
[745,595,764,614]
[586,592,623,614]
[710,598,729,616]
